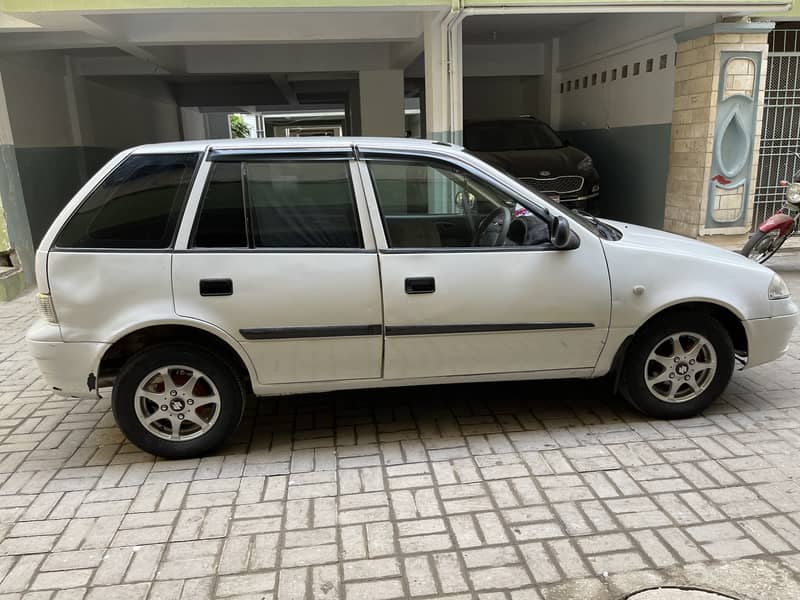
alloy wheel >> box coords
[644,332,718,403]
[134,365,221,441]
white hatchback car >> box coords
[27,138,797,458]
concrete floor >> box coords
[0,252,798,599]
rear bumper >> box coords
[743,310,798,368]
[26,320,108,398]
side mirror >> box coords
[550,216,572,249]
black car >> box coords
[464,117,600,213]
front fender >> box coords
[758,213,796,236]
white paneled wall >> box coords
[558,36,677,130]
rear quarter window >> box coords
[55,152,199,249]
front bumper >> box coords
[743,310,798,368]
[26,320,109,398]
[561,192,599,203]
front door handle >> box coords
[405,277,435,294]
[199,278,233,296]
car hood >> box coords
[470,146,588,178]
[602,219,767,271]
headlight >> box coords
[35,293,58,323]
[768,274,791,300]
[786,182,800,205]
[577,156,594,172]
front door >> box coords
[173,152,382,385]
[357,151,611,380]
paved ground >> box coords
[0,255,799,600]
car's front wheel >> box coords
[622,312,734,419]
[112,343,245,459]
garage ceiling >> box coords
[462,14,597,45]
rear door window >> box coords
[246,161,362,248]
[55,153,199,249]
[190,159,362,249]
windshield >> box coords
[464,121,565,152]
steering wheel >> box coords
[473,206,512,247]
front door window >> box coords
[367,160,551,249]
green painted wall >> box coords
[563,124,671,229]
[0,144,35,285]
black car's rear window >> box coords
[55,153,199,249]
[464,121,565,152]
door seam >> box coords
[353,158,387,379]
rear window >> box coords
[55,153,199,249]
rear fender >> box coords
[758,213,796,236]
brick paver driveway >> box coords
[0,256,799,600]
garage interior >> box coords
[0,5,777,292]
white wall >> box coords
[559,37,676,131]
[85,78,180,148]
[359,69,405,136]
[408,42,545,79]
[463,76,542,120]
[185,43,392,74]
[206,113,231,139]
[462,43,545,77]
[556,13,715,131]
[558,13,712,68]
[0,54,73,148]
[180,107,207,140]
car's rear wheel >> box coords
[622,312,734,419]
[112,343,245,459]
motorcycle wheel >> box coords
[741,228,793,263]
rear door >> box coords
[173,149,383,386]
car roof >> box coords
[129,136,462,155]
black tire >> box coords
[112,343,245,459]
[741,228,792,263]
[621,312,734,419]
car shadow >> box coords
[218,377,651,459]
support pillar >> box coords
[180,107,207,140]
[358,70,405,137]
[206,113,232,139]
[0,72,34,299]
[423,12,463,143]
[663,22,773,239]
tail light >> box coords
[35,293,58,324]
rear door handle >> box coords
[199,278,233,296]
[405,277,435,294]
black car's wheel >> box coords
[742,228,793,263]
[621,312,734,419]
[112,343,245,459]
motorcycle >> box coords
[742,153,800,263]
